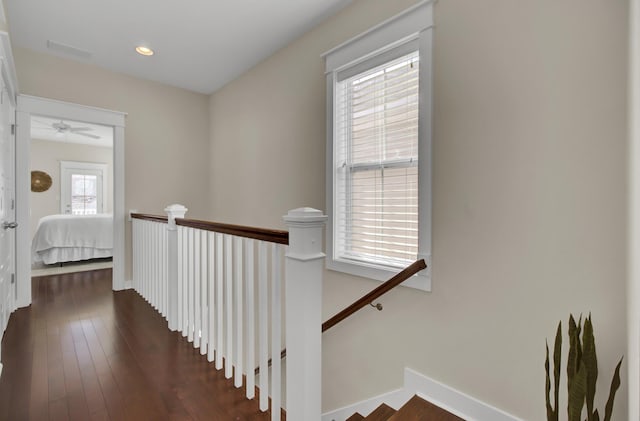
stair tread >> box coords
[346,413,366,421]
[364,403,396,420]
[387,395,465,421]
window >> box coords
[324,1,433,290]
[60,161,108,215]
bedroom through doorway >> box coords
[15,95,126,309]
[29,115,114,277]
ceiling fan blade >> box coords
[69,127,92,132]
[75,132,101,139]
[32,118,53,127]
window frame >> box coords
[59,160,108,215]
[323,1,433,291]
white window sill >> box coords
[326,256,431,291]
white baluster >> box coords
[245,238,255,400]
[132,220,137,292]
[152,222,157,309]
[215,232,224,370]
[200,229,208,356]
[234,236,243,388]
[271,243,282,421]
[182,226,189,336]
[258,240,269,412]
[207,231,215,363]
[283,208,327,421]
[188,228,195,343]
[164,227,169,320]
[177,225,184,331]
[144,221,149,302]
[225,234,233,379]
[194,229,201,349]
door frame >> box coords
[15,95,126,307]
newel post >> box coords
[165,204,187,331]
[283,207,327,421]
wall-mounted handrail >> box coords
[176,218,289,245]
[322,258,427,332]
[257,258,427,374]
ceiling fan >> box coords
[51,120,101,139]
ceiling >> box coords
[31,116,114,148]
[5,0,352,94]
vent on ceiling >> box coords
[46,40,92,59]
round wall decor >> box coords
[31,171,52,192]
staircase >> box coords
[344,395,465,421]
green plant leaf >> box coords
[582,315,597,420]
[567,315,580,400]
[553,322,561,420]
[603,358,623,421]
[592,409,600,421]
[568,361,587,421]
[545,341,554,421]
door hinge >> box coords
[11,273,14,284]
[10,199,14,210]
[10,124,14,135]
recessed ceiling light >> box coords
[135,46,154,56]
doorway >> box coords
[15,95,126,308]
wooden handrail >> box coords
[176,218,289,245]
[256,259,427,374]
[131,213,288,245]
[131,213,168,223]
[321,258,427,332]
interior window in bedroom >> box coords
[71,174,98,215]
[60,161,108,215]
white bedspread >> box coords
[32,214,113,264]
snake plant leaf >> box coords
[567,316,579,392]
[593,409,600,421]
[576,314,583,364]
[568,361,587,421]
[545,342,554,421]
[553,322,561,418]
[582,315,597,420]
[603,358,623,421]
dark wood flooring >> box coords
[0,269,275,421]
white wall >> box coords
[208,0,629,419]
[29,138,113,238]
[13,47,211,280]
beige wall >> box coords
[29,138,113,238]
[14,47,210,279]
[209,0,629,419]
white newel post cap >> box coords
[165,204,188,229]
[283,207,327,261]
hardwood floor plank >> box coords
[0,269,275,420]
[49,397,71,421]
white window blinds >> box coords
[334,49,420,269]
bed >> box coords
[32,214,113,265]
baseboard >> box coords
[322,367,522,421]
[403,368,522,421]
[123,279,133,290]
[0,361,3,378]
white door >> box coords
[0,77,16,340]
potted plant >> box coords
[545,314,623,421]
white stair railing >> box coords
[132,205,326,421]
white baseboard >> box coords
[0,361,3,378]
[123,279,133,290]
[322,367,522,421]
